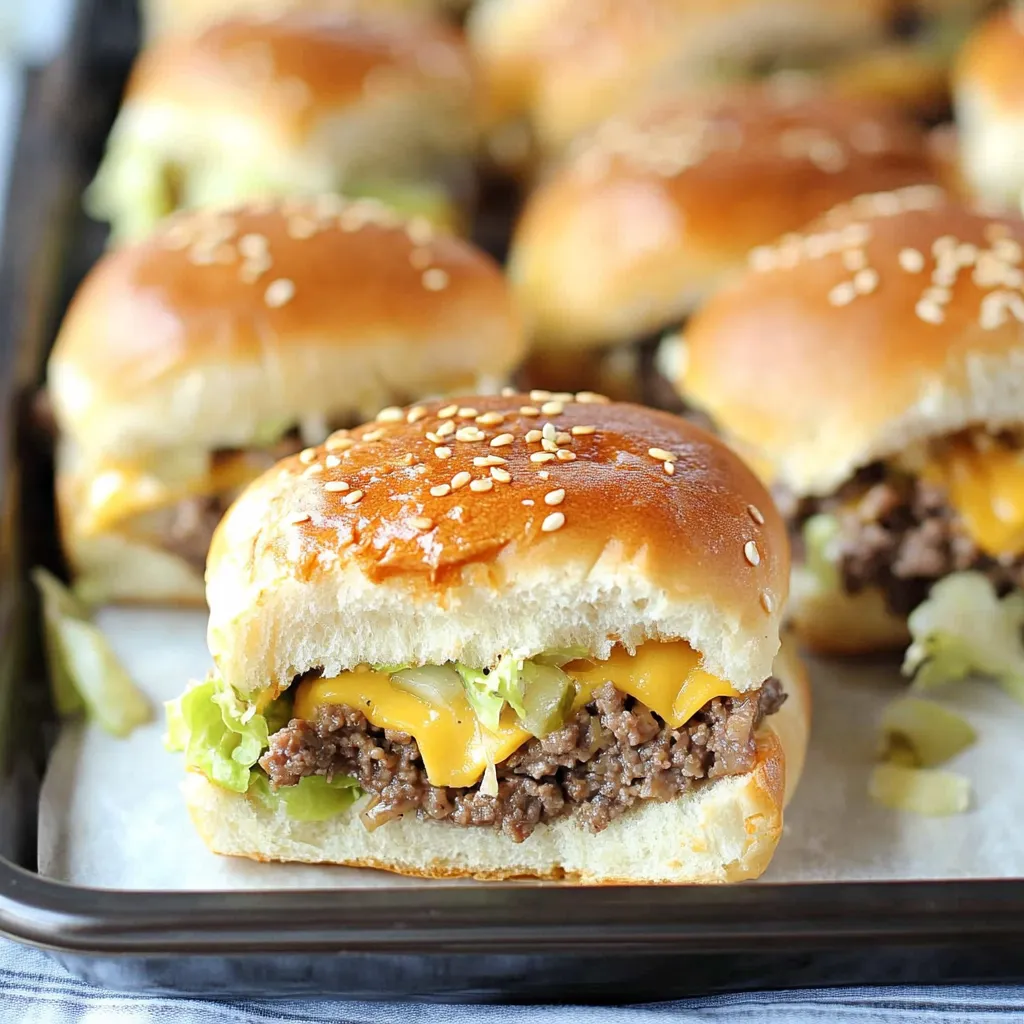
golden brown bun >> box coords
[681,188,1024,498]
[207,394,789,699]
[88,12,477,241]
[509,87,939,351]
[183,638,808,883]
[468,0,892,154]
[142,0,466,40]
[48,200,522,461]
[954,8,1024,206]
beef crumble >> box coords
[259,680,786,843]
[788,464,1024,616]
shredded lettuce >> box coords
[869,763,971,817]
[249,773,360,822]
[902,572,1024,703]
[880,697,977,768]
[33,568,152,736]
[802,514,842,591]
[455,664,506,732]
[164,675,273,793]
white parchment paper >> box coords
[37,608,1024,889]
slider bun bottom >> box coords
[183,644,809,883]
[788,565,909,656]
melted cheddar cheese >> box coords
[293,641,738,789]
[926,437,1024,557]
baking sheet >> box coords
[37,607,1024,889]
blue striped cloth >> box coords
[3,939,1024,1023]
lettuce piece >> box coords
[880,697,977,768]
[903,572,1024,703]
[803,514,842,591]
[455,664,505,733]
[33,568,152,736]
[249,773,361,822]
[164,676,270,793]
[869,763,971,816]
[532,647,591,668]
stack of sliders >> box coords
[507,85,940,402]
[87,9,478,243]
[46,198,522,605]
[953,4,1024,208]
[675,185,1024,663]
[167,394,809,882]
[468,0,989,169]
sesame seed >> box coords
[915,299,945,325]
[376,406,405,422]
[302,463,324,477]
[544,489,566,506]
[760,592,774,614]
[410,516,434,531]
[542,422,558,441]
[555,432,572,445]
[525,429,543,443]
[406,216,434,246]
[538,470,550,480]
[842,249,867,272]
[434,446,452,459]
[490,433,515,447]
[474,455,507,467]
[531,452,556,463]
[542,438,559,453]
[529,390,552,401]
[575,392,610,404]
[744,540,761,566]
[550,392,574,402]
[436,420,456,437]
[522,499,535,506]
[239,233,269,258]
[924,286,951,305]
[648,447,677,462]
[541,512,566,533]
[325,435,354,452]
[343,490,364,505]
[324,481,350,492]
[422,268,449,291]
[571,425,596,436]
[556,450,576,461]
[401,453,416,466]
[287,216,317,240]
[426,432,443,444]
[853,268,879,295]
[457,407,479,419]
[470,478,494,492]
[491,467,511,483]
[451,471,471,490]
[898,248,925,273]
[476,412,505,426]
[455,426,485,442]
[501,386,517,397]
[828,282,857,307]
[264,278,296,308]
[407,405,428,423]
[325,454,342,468]
[362,428,386,442]
[664,462,675,475]
[286,512,311,525]
[299,448,317,464]
[541,401,564,415]
[430,484,451,497]
[748,504,765,525]
[438,404,458,417]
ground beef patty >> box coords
[259,680,786,843]
[792,465,1024,616]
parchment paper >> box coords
[37,607,1024,889]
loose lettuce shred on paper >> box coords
[32,568,152,737]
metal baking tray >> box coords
[2,0,1024,1001]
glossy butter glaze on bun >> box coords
[207,393,789,700]
[509,86,939,352]
[681,187,1024,498]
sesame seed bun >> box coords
[953,7,1024,206]
[141,0,467,40]
[87,12,477,243]
[680,188,1024,499]
[467,0,893,157]
[508,87,939,352]
[206,394,789,702]
[49,200,522,461]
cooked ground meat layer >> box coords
[259,680,785,843]
[789,465,1024,616]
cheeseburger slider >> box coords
[953,5,1024,207]
[508,86,938,402]
[47,199,522,606]
[169,395,809,882]
[678,186,1024,656]
[87,11,477,244]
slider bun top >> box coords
[682,188,1024,498]
[954,7,1024,115]
[206,395,788,699]
[49,200,522,460]
[142,0,465,40]
[509,87,938,351]
[468,0,892,152]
